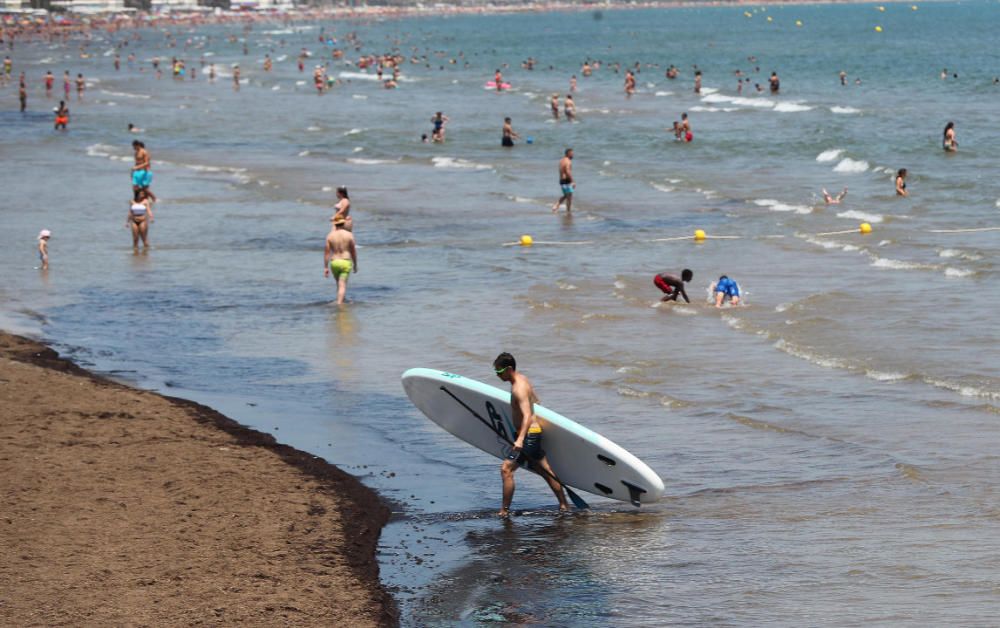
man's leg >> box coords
[336,275,348,305]
[535,456,569,511]
[499,458,517,516]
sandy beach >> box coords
[0,331,397,626]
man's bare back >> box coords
[325,228,354,260]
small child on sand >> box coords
[37,230,51,270]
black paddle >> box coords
[439,385,589,510]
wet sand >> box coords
[0,331,397,626]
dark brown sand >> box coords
[0,332,397,626]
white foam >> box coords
[321,186,333,192]
[816,149,844,163]
[804,236,843,250]
[339,71,380,81]
[938,249,981,261]
[774,101,813,113]
[100,89,150,100]
[774,339,848,369]
[870,257,932,270]
[85,143,118,159]
[837,209,883,223]
[352,147,364,153]
[833,158,869,173]
[651,183,675,193]
[925,378,999,401]
[511,196,537,204]
[306,125,322,132]
[352,94,368,100]
[655,91,673,96]
[753,199,812,214]
[702,93,775,108]
[995,199,1000,208]
[347,158,399,165]
[271,85,280,91]
[431,157,492,170]
[865,369,909,382]
[700,87,719,95]
[944,267,974,278]
[298,150,310,157]
[830,106,860,114]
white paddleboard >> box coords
[401,368,665,505]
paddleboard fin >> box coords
[620,480,647,507]
[593,482,613,495]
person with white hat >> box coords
[37,230,51,270]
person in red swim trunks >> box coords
[654,268,692,303]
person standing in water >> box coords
[550,93,560,119]
[131,140,155,202]
[501,117,520,147]
[654,268,692,303]
[331,185,352,231]
[37,230,51,270]
[564,93,576,121]
[493,352,569,518]
[895,168,908,196]
[552,148,574,213]
[769,71,780,94]
[53,100,69,131]
[324,217,358,305]
[125,189,154,250]
[942,121,958,152]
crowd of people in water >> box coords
[4,12,967,309]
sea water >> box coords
[1,3,999,624]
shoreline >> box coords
[0,331,398,626]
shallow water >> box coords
[2,3,999,624]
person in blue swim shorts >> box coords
[714,275,740,307]
[131,140,156,203]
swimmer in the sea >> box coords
[895,168,908,196]
[550,93,560,119]
[942,121,957,152]
[654,269,692,303]
[822,187,848,204]
[713,275,740,308]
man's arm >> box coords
[349,238,358,272]
[323,237,331,276]
[679,285,690,303]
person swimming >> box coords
[822,187,848,204]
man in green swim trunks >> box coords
[323,217,357,305]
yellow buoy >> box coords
[795,19,803,26]
[520,234,533,246]
[694,229,707,241]
[744,11,752,17]
[875,25,883,32]
[859,223,872,234]
[878,5,885,11]
[767,16,773,22]
[911,4,918,9]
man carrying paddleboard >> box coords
[493,352,569,518]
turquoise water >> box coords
[2,3,999,624]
